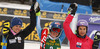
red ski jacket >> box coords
[63,14,93,49]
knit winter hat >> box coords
[11,17,22,27]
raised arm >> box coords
[18,2,41,38]
[36,16,42,39]
[63,3,77,41]
[59,29,65,44]
[63,14,75,41]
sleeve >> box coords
[59,29,65,44]
[36,16,42,39]
[63,14,76,41]
[17,10,36,38]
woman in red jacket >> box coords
[63,3,93,49]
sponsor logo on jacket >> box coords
[76,42,82,48]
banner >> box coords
[0,7,67,20]
[41,11,67,20]
[0,7,29,16]
[37,0,92,14]
[49,0,90,6]
[78,14,100,48]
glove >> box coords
[67,3,77,16]
[94,31,100,40]
[34,2,40,13]
[30,2,41,16]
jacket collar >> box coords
[49,35,58,40]
[10,28,16,35]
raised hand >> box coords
[67,3,77,15]
[30,2,40,13]
[30,2,40,16]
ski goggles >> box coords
[51,28,61,33]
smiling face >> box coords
[50,31,59,38]
[50,28,61,38]
[78,26,87,36]
[12,25,21,34]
